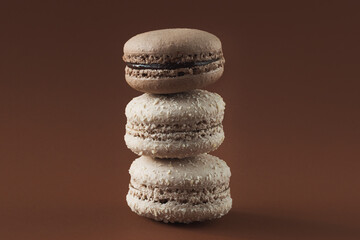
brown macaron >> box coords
[123,28,225,94]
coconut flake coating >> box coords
[125,90,225,158]
[129,154,231,188]
[126,154,232,223]
[125,90,225,125]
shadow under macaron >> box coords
[159,210,358,240]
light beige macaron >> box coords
[123,28,225,94]
[125,89,225,159]
[126,153,232,223]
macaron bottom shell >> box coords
[124,128,224,159]
[126,192,232,223]
[125,66,223,94]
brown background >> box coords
[1,1,360,239]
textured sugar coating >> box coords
[124,128,224,158]
[125,90,225,125]
[129,181,230,204]
[129,154,231,188]
[126,125,223,141]
[125,90,225,158]
[126,154,232,223]
[126,118,220,133]
[127,194,232,223]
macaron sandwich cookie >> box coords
[123,29,225,94]
[123,28,232,223]
[127,154,231,223]
[125,90,225,158]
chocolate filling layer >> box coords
[126,59,219,70]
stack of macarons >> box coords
[123,28,232,223]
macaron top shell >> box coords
[129,154,231,189]
[123,28,222,58]
[125,89,225,125]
